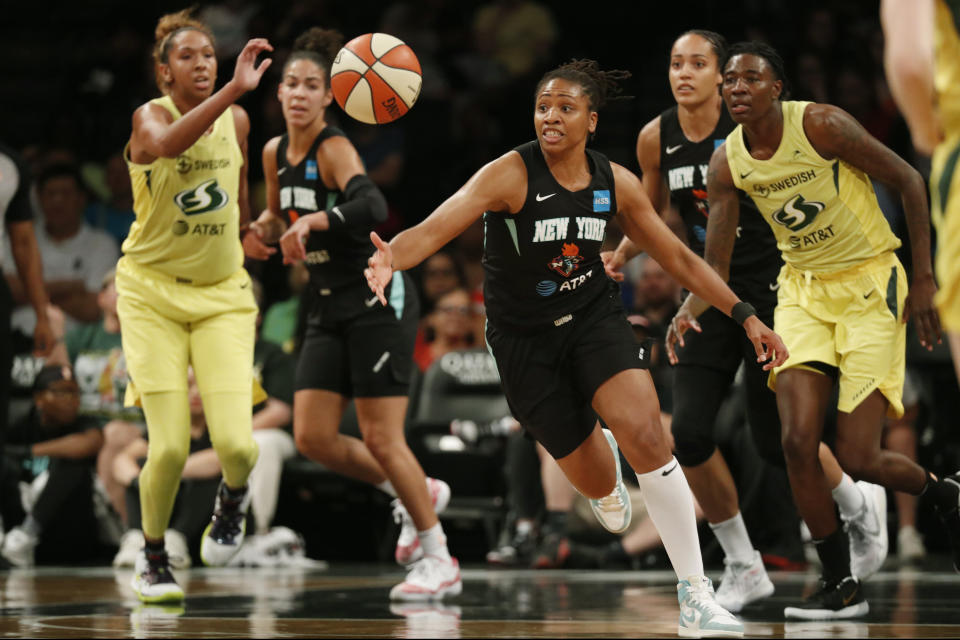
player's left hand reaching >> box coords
[364,231,394,306]
[743,316,789,371]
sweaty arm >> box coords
[804,103,941,346]
[233,105,253,230]
[881,0,941,155]
[6,220,50,312]
[252,136,289,244]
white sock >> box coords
[375,480,397,498]
[418,522,451,561]
[831,473,865,519]
[635,457,704,581]
[709,512,756,565]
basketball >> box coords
[330,33,422,125]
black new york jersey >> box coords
[658,106,780,293]
[276,127,372,290]
[483,141,617,330]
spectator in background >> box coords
[46,269,143,535]
[1,140,56,506]
[3,163,118,336]
[83,152,136,248]
[471,0,558,83]
[413,286,477,372]
[1,364,105,567]
[630,256,681,329]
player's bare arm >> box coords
[604,118,663,279]
[365,151,525,303]
[129,39,272,163]
[252,136,288,244]
[804,102,941,347]
[881,0,941,155]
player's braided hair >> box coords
[152,6,215,94]
[536,59,632,112]
[677,30,728,65]
[288,27,344,83]
[724,41,792,99]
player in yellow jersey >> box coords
[675,40,960,620]
[882,0,960,404]
[117,8,273,603]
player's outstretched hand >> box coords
[364,231,393,306]
[279,218,310,264]
[743,316,789,371]
[233,38,273,93]
[600,250,625,282]
[665,307,702,365]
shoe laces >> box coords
[210,494,245,541]
[407,555,444,582]
[596,489,625,513]
[392,499,412,526]
[684,582,733,618]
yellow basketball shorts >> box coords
[932,134,960,331]
[769,252,906,418]
[115,256,258,403]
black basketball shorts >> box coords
[295,273,418,398]
[486,286,650,459]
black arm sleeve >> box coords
[325,174,388,231]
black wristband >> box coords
[731,301,757,325]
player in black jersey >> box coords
[602,30,889,612]
[366,58,790,638]
[246,27,459,602]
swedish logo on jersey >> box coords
[592,190,611,212]
[174,179,229,216]
[772,194,825,232]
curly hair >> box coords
[285,27,345,84]
[152,6,215,94]
[535,59,632,112]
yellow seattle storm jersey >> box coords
[936,0,960,138]
[726,100,900,274]
[123,95,243,285]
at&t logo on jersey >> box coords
[174,179,229,215]
[592,190,611,212]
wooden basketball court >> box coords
[2,563,960,638]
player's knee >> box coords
[216,437,258,471]
[671,424,714,467]
[361,427,399,462]
[834,445,874,481]
[781,426,819,466]
[294,425,334,461]
[149,440,189,474]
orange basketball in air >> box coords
[330,33,422,125]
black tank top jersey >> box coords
[483,141,616,330]
[658,106,780,282]
[276,127,371,290]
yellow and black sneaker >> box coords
[784,576,868,620]
[131,549,184,603]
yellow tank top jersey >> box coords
[725,101,900,274]
[936,0,960,139]
[123,95,243,285]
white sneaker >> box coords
[897,525,926,562]
[715,551,775,613]
[1,526,38,568]
[677,576,744,638]
[113,529,145,568]
[392,478,452,566]
[200,482,251,566]
[389,555,462,602]
[131,549,184,603]
[164,529,192,569]
[844,481,888,580]
[588,429,632,534]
